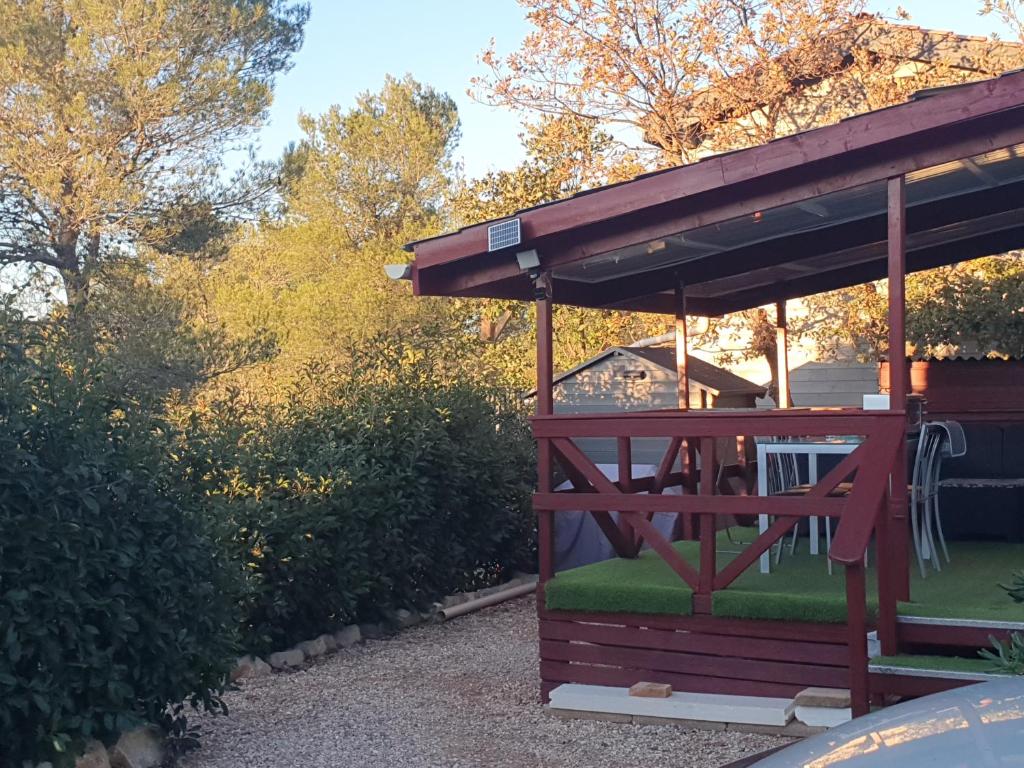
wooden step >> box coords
[869,653,1013,698]
[870,654,1007,682]
[896,614,1024,648]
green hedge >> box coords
[0,322,239,766]
[1,326,535,764]
[184,346,536,652]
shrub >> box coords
[980,633,1024,676]
[184,341,536,652]
[979,570,1024,675]
[0,318,239,766]
[999,570,1024,604]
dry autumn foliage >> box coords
[473,0,1024,388]
[473,0,866,164]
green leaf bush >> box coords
[183,340,536,653]
[980,570,1024,675]
[0,321,535,765]
[0,318,239,766]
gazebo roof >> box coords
[406,70,1024,317]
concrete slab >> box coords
[795,705,852,728]
[548,684,795,727]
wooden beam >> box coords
[887,176,911,603]
[675,279,695,532]
[887,176,907,412]
[411,72,1024,270]
[675,280,689,410]
[425,181,1024,317]
[776,301,790,408]
[414,116,1024,296]
[703,222,1024,317]
[698,437,716,597]
[846,562,870,718]
[535,271,555,582]
[532,410,905,439]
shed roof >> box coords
[408,71,1024,317]
[543,346,764,398]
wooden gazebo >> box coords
[404,71,1024,716]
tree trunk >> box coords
[60,267,90,321]
[55,225,89,323]
[765,349,779,403]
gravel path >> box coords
[181,596,787,768]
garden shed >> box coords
[536,342,763,466]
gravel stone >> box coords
[232,655,271,681]
[109,725,163,768]
[267,648,304,670]
[358,622,388,639]
[181,596,787,767]
[420,604,443,624]
[393,608,420,629]
[297,637,328,658]
[333,625,361,648]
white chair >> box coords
[763,439,802,565]
[765,440,855,574]
[929,420,966,567]
[910,422,961,577]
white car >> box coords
[728,679,1024,767]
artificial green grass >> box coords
[712,588,875,624]
[544,546,693,615]
[896,542,1024,621]
[872,654,1001,675]
[544,528,1024,625]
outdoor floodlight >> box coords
[515,249,541,273]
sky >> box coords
[252,0,1017,180]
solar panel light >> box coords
[488,218,521,252]
[383,263,412,281]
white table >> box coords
[756,438,862,574]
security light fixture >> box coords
[384,263,412,281]
[515,249,541,273]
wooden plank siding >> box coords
[538,605,852,702]
[790,362,879,408]
[880,359,1024,421]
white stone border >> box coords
[232,572,538,680]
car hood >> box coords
[748,679,1024,767]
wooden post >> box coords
[887,176,911,603]
[876,497,898,655]
[617,436,636,551]
[674,280,689,410]
[697,437,717,613]
[675,279,697,538]
[846,561,871,717]
[536,271,555,584]
[775,301,790,408]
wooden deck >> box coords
[538,535,1024,704]
[530,408,1024,713]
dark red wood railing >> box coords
[531,408,906,716]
